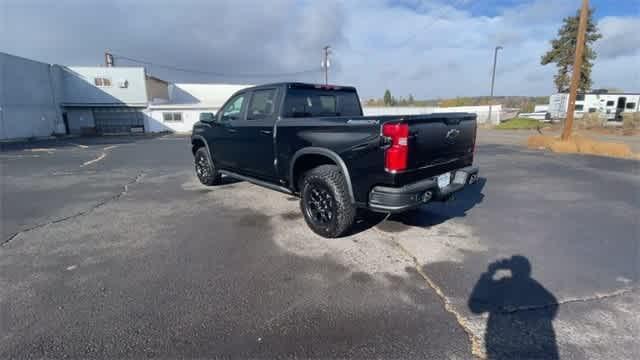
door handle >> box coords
[260,130,272,135]
[226,128,237,133]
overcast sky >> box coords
[1,0,638,99]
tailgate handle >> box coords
[444,118,462,125]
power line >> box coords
[111,53,322,78]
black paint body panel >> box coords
[192,83,477,207]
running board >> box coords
[219,170,293,195]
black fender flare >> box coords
[191,135,214,168]
[290,147,355,204]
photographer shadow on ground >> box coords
[468,255,559,360]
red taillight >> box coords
[382,122,409,172]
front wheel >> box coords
[300,165,356,238]
[194,147,221,186]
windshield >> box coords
[282,88,362,118]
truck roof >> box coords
[244,82,357,92]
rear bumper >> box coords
[368,166,479,213]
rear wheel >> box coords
[194,147,221,186]
[300,165,356,238]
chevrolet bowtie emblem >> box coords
[446,129,460,140]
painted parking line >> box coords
[81,153,106,167]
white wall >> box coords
[144,83,250,133]
[145,107,219,133]
[0,52,63,140]
[363,105,502,124]
[62,66,148,106]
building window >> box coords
[606,100,615,106]
[588,108,597,113]
[576,94,585,101]
[575,104,584,111]
[626,102,636,110]
[162,112,183,122]
[94,77,112,87]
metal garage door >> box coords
[93,107,144,134]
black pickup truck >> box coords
[191,82,478,237]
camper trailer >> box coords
[549,91,639,122]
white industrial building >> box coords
[549,91,640,121]
[0,53,65,139]
[0,52,250,139]
[145,83,250,133]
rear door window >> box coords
[283,88,361,117]
[247,89,278,120]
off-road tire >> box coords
[194,147,222,186]
[300,165,356,238]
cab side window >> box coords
[220,94,246,122]
[247,89,278,120]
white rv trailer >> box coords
[548,91,640,121]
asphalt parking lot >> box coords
[1,134,638,359]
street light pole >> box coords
[322,46,331,85]
[488,46,503,124]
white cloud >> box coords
[595,16,640,59]
[0,0,638,98]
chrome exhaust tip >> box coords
[468,174,478,185]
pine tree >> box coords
[383,89,393,106]
[541,8,601,92]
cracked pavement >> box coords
[1,134,638,359]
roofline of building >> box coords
[146,74,170,84]
[148,103,220,110]
[554,92,640,96]
[61,103,148,108]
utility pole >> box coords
[561,0,589,140]
[104,50,114,67]
[322,46,331,85]
[487,46,502,124]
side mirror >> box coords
[199,112,216,123]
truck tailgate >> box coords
[403,112,476,174]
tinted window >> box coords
[626,102,636,110]
[247,89,277,120]
[588,108,597,113]
[220,94,245,121]
[606,100,615,106]
[576,94,585,101]
[283,88,361,117]
[575,104,584,111]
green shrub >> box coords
[495,117,542,130]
